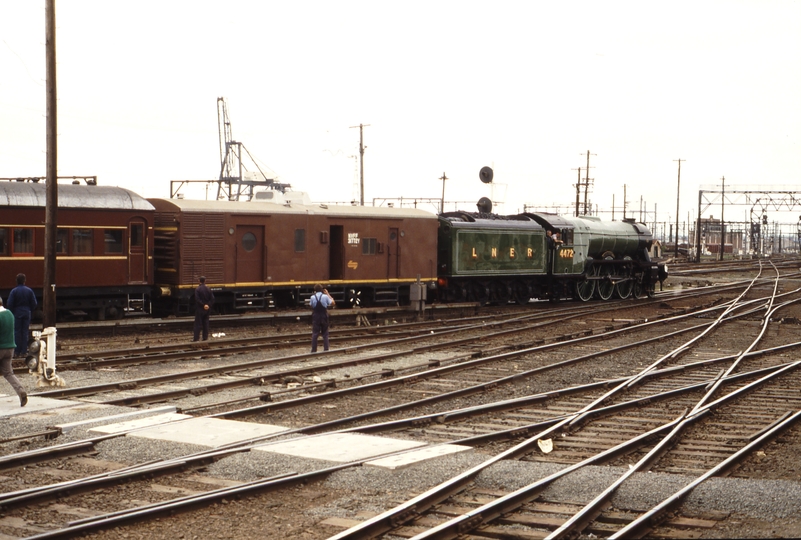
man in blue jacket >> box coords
[7,273,37,358]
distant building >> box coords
[696,216,744,255]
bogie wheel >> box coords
[512,281,531,305]
[575,278,595,301]
[488,280,510,305]
[467,282,489,306]
[444,286,464,303]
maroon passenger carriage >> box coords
[148,192,439,316]
[0,179,155,320]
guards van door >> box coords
[128,220,147,284]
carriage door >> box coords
[329,225,344,280]
[128,221,147,284]
[236,225,264,283]
[387,228,399,279]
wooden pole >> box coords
[43,0,58,328]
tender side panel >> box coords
[453,229,546,275]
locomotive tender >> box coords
[437,211,666,304]
[1,179,666,320]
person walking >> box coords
[0,297,27,406]
[7,273,37,358]
[309,284,335,352]
[193,276,215,342]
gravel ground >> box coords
[3,272,801,539]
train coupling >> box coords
[26,327,66,388]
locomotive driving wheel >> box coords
[575,277,595,301]
[614,256,634,299]
[595,257,615,301]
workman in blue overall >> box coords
[6,273,37,358]
[309,284,335,352]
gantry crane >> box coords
[216,97,290,201]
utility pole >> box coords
[719,176,725,261]
[581,150,596,215]
[439,172,448,214]
[350,123,370,205]
[43,0,58,329]
[673,159,684,259]
[571,167,581,217]
[623,184,627,219]
[639,196,643,222]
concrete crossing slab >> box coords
[0,394,87,417]
[255,433,425,463]
[365,443,473,470]
[124,417,289,447]
[88,412,192,435]
[56,405,179,433]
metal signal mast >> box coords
[216,97,290,201]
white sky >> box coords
[2,1,800,230]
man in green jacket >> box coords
[0,297,27,406]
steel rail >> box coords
[11,277,753,376]
[690,262,792,414]
[210,299,745,421]
[327,356,797,540]
[75,286,781,413]
[1,286,776,476]
[404,361,801,540]
[545,359,801,540]
[5,355,796,535]
[456,267,793,540]
[3,280,792,532]
[332,276,799,538]
[609,407,801,539]
[30,293,693,402]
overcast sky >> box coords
[2,1,800,229]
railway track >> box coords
[1,263,800,539]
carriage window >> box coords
[73,229,93,255]
[241,232,257,252]
[130,223,144,247]
[104,229,124,254]
[12,228,34,255]
[56,229,68,254]
[0,229,6,255]
[294,229,306,252]
[362,237,377,255]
